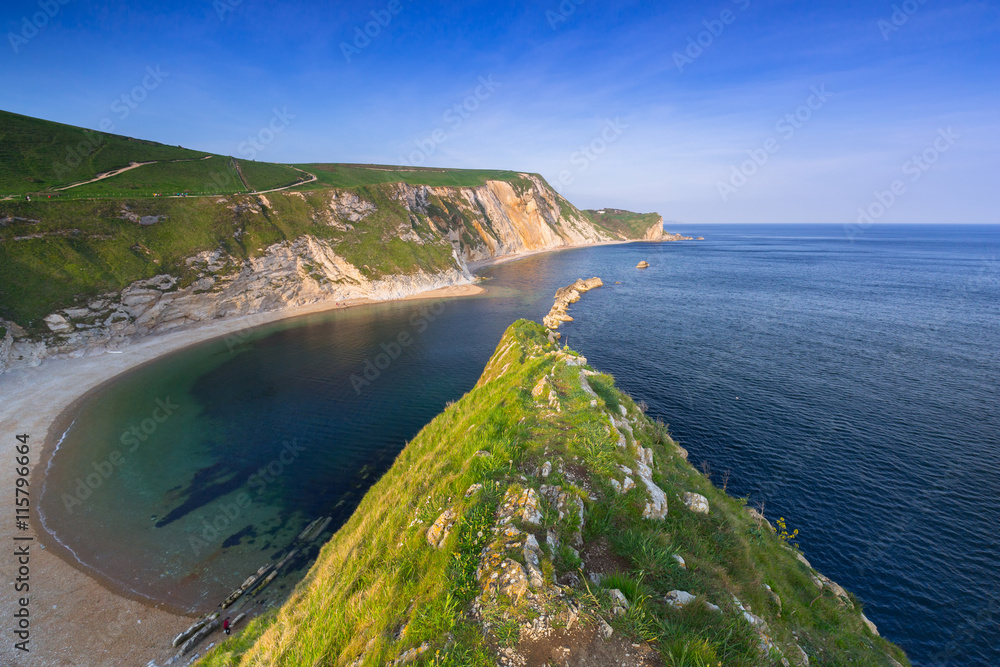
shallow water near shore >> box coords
[39,224,1000,664]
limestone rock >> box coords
[531,376,550,399]
[665,590,697,609]
[764,583,782,612]
[820,575,854,608]
[543,278,603,330]
[861,612,879,636]
[636,261,650,269]
[393,641,430,666]
[426,509,457,549]
[672,554,686,569]
[43,314,73,334]
[477,525,534,602]
[639,474,668,520]
[464,483,484,498]
[496,558,529,600]
[498,487,543,528]
[608,588,630,615]
[523,534,545,589]
[746,506,775,532]
[790,643,810,666]
[682,492,710,514]
[599,618,614,640]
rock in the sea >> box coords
[543,277,603,330]
[682,492,710,514]
[636,261,650,269]
[426,509,457,549]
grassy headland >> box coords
[583,209,664,238]
[199,320,909,667]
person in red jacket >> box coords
[223,617,231,635]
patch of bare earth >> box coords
[581,537,630,579]
[499,624,662,667]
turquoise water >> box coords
[39,225,1000,664]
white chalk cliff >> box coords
[1,176,663,371]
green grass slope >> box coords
[298,164,527,189]
[0,109,211,195]
[0,111,540,200]
[0,186,456,329]
[583,209,662,238]
[199,320,909,667]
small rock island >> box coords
[542,277,604,332]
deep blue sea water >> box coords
[39,224,999,665]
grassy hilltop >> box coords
[3,112,641,335]
[0,110,529,199]
[583,209,664,239]
[199,320,908,667]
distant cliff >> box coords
[0,175,659,371]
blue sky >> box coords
[2,0,998,223]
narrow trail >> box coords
[9,160,318,201]
[250,166,318,194]
[51,155,216,192]
[53,161,158,191]
[231,157,252,192]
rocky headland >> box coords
[542,277,604,331]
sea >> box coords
[38,224,1000,665]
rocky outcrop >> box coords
[542,277,603,331]
[636,261,650,269]
[0,325,12,374]
[682,492,710,514]
[426,509,458,549]
[1,238,473,371]
[400,175,615,263]
[644,219,700,242]
[643,219,666,240]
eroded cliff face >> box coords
[644,217,666,240]
[0,176,637,372]
[392,175,615,262]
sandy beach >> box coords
[0,236,656,666]
[0,282,483,667]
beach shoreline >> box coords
[0,238,659,666]
[0,282,483,667]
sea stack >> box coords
[637,261,650,269]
